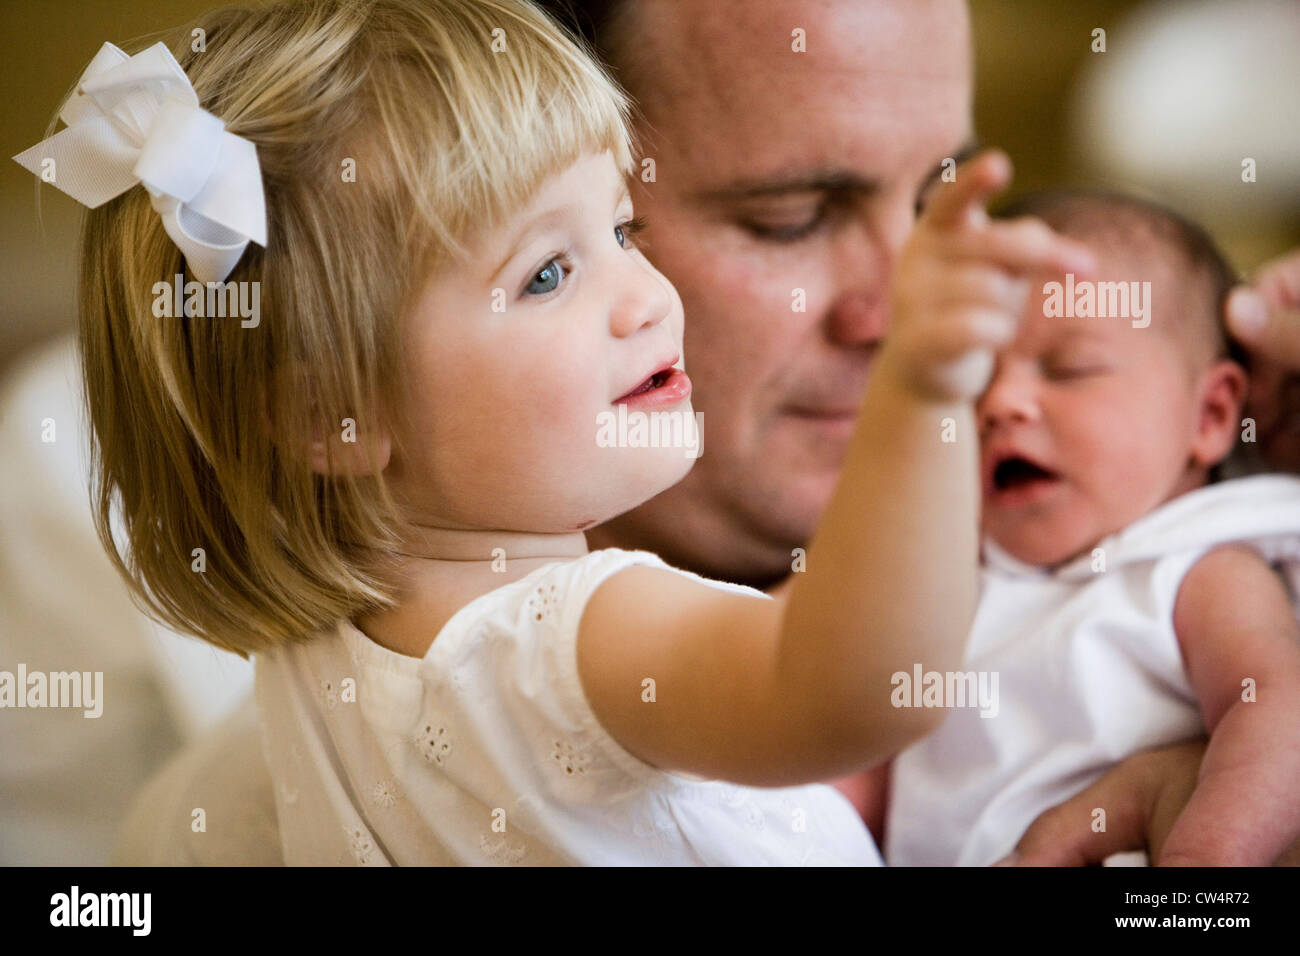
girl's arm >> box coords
[578,152,1097,786]
[1160,544,1300,865]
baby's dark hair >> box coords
[997,188,1249,482]
[996,189,1248,370]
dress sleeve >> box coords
[534,549,684,786]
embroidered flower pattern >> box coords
[319,678,338,710]
[513,794,544,828]
[371,778,400,809]
[415,722,453,766]
[526,583,560,621]
[479,833,528,864]
[344,824,375,865]
[550,738,589,776]
[717,786,767,832]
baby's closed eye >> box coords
[1043,352,1112,379]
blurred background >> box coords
[0,0,1297,865]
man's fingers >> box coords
[1226,287,1300,369]
[923,149,1013,230]
[1252,247,1300,305]
[1005,740,1206,867]
[1007,780,1147,866]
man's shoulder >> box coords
[114,696,282,866]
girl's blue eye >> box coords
[525,259,565,295]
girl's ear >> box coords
[270,361,393,477]
[305,414,392,477]
[1190,358,1248,468]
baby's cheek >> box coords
[1062,387,1172,514]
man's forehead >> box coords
[627,0,971,99]
[624,0,973,186]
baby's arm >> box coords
[578,153,1096,787]
[1161,544,1300,865]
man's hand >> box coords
[1001,738,1300,866]
[1226,249,1300,472]
[999,740,1204,866]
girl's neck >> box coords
[392,523,589,563]
[355,525,589,659]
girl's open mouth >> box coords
[614,366,692,409]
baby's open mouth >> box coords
[984,453,1064,506]
[993,456,1057,490]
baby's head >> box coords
[979,190,1247,567]
[78,0,688,654]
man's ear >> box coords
[269,361,393,477]
[1190,358,1249,468]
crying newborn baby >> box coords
[885,189,1300,867]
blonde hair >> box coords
[77,0,634,656]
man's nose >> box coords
[827,290,889,348]
[610,259,673,338]
[824,203,911,348]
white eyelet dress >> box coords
[255,547,883,866]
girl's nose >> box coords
[610,258,674,338]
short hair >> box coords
[535,0,641,86]
[535,0,629,62]
[77,0,633,655]
[995,188,1247,369]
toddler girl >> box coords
[18,0,1089,864]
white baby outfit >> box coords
[886,474,1300,866]
[256,547,882,866]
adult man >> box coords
[111,0,1299,864]
[538,0,1300,860]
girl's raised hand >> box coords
[883,150,1097,403]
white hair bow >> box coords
[13,41,267,284]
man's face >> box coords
[588,0,976,582]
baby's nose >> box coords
[977,361,1041,431]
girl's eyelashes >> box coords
[518,217,647,299]
[616,216,648,249]
[522,253,571,297]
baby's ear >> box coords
[1189,358,1249,468]
[268,361,392,477]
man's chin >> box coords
[779,408,860,446]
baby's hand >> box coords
[882,151,1096,403]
